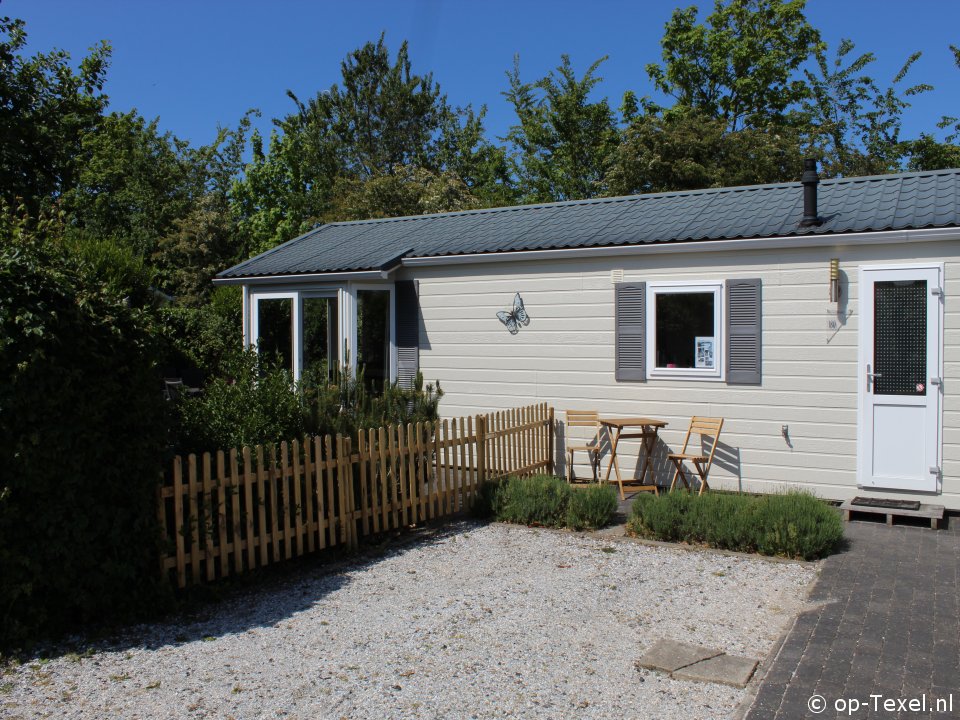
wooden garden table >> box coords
[599,417,668,499]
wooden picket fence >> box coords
[157,403,554,588]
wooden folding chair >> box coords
[565,410,602,484]
[668,416,724,495]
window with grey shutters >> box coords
[615,282,646,381]
[726,278,762,385]
[395,280,419,389]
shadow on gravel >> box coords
[35,519,486,660]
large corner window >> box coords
[647,282,723,379]
[356,288,391,392]
[249,285,395,387]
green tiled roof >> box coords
[218,168,960,279]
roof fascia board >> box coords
[401,227,960,268]
[213,269,392,286]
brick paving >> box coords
[744,517,960,719]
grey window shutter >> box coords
[615,282,646,382]
[726,278,762,385]
[395,280,419,389]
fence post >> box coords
[547,405,555,476]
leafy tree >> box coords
[59,110,202,257]
[503,54,620,202]
[645,0,821,131]
[803,39,932,176]
[906,45,960,171]
[903,133,960,172]
[326,164,480,222]
[229,127,328,255]
[154,193,238,304]
[0,17,110,213]
[605,107,803,195]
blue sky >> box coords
[8,0,960,150]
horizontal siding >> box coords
[409,239,960,508]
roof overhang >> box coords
[401,226,960,268]
[212,269,395,286]
[213,246,411,286]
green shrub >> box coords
[566,484,618,530]
[0,229,171,649]
[628,490,842,560]
[173,352,443,455]
[482,476,617,531]
[173,350,306,455]
[750,492,845,560]
[496,475,570,527]
[628,491,693,542]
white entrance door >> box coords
[858,265,943,492]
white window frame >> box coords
[249,290,300,377]
[349,282,397,383]
[645,280,725,381]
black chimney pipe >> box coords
[799,158,823,227]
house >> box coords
[215,162,960,509]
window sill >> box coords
[647,369,724,382]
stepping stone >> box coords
[672,653,759,688]
[636,639,723,673]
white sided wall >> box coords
[402,237,960,508]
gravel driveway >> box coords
[2,522,816,719]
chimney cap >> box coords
[801,158,819,184]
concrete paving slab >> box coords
[636,638,723,673]
[673,653,759,688]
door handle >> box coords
[866,365,882,392]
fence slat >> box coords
[291,440,304,558]
[255,446,268,567]
[460,417,476,504]
[229,449,243,573]
[344,437,357,549]
[418,422,428,522]
[324,435,336,548]
[303,438,316,554]
[358,431,370,536]
[187,454,200,585]
[442,419,453,514]
[268,446,280,563]
[314,437,327,550]
[368,429,381,534]
[397,425,409,526]
[242,447,256,571]
[379,426,391,531]
[202,453,215,582]
[173,457,186,587]
[336,435,350,545]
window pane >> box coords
[874,280,926,396]
[655,292,715,369]
[257,298,293,372]
[357,289,390,392]
[303,296,338,379]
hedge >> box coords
[627,490,844,560]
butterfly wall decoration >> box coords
[497,292,530,335]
